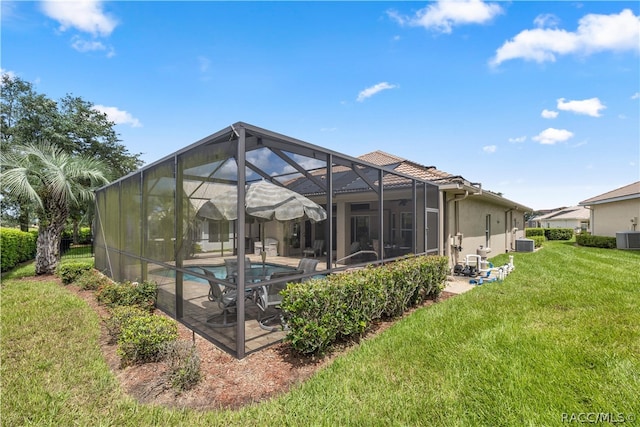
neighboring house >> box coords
[530,206,590,233]
[357,151,532,267]
[579,181,640,237]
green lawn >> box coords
[2,242,639,426]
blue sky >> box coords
[2,1,639,210]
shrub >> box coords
[56,261,94,284]
[525,228,545,237]
[95,280,157,311]
[545,228,573,241]
[74,269,113,291]
[0,227,37,272]
[160,340,201,391]
[61,227,92,244]
[531,235,546,248]
[104,305,150,343]
[576,233,617,249]
[117,315,178,365]
[280,255,448,355]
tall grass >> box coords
[1,242,639,426]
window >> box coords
[209,220,230,243]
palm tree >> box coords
[1,142,109,274]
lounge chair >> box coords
[303,239,324,258]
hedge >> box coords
[0,228,37,272]
[576,233,617,249]
[545,228,574,240]
[525,228,545,237]
[280,255,449,355]
[526,227,573,241]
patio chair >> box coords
[348,241,361,264]
[203,269,237,328]
[303,239,324,258]
[297,258,319,280]
[223,257,251,284]
[256,269,302,331]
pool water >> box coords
[153,263,297,284]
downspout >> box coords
[448,190,469,267]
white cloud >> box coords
[41,0,117,37]
[508,136,526,143]
[490,9,640,66]
[557,97,606,117]
[532,128,574,145]
[357,82,398,102]
[388,0,502,34]
[632,92,640,100]
[541,109,558,119]
[483,145,497,153]
[92,105,142,128]
[71,35,114,56]
[534,14,560,29]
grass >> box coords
[1,241,639,426]
[2,249,94,280]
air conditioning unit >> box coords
[616,231,640,250]
[515,238,534,252]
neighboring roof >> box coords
[579,181,640,206]
[358,150,458,183]
[532,206,590,222]
[358,150,461,181]
[357,150,533,211]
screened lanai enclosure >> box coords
[94,122,440,358]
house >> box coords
[356,151,532,268]
[529,206,590,233]
[579,181,640,237]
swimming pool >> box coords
[152,263,298,284]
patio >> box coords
[150,253,331,354]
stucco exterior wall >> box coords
[444,195,526,267]
[544,218,587,231]
[590,199,640,236]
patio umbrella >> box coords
[197,180,327,223]
[245,180,327,223]
[197,180,327,263]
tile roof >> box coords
[533,206,590,221]
[357,150,460,183]
[579,181,640,205]
[356,150,532,211]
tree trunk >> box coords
[72,219,79,244]
[35,226,63,275]
[35,197,69,275]
[18,205,30,232]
